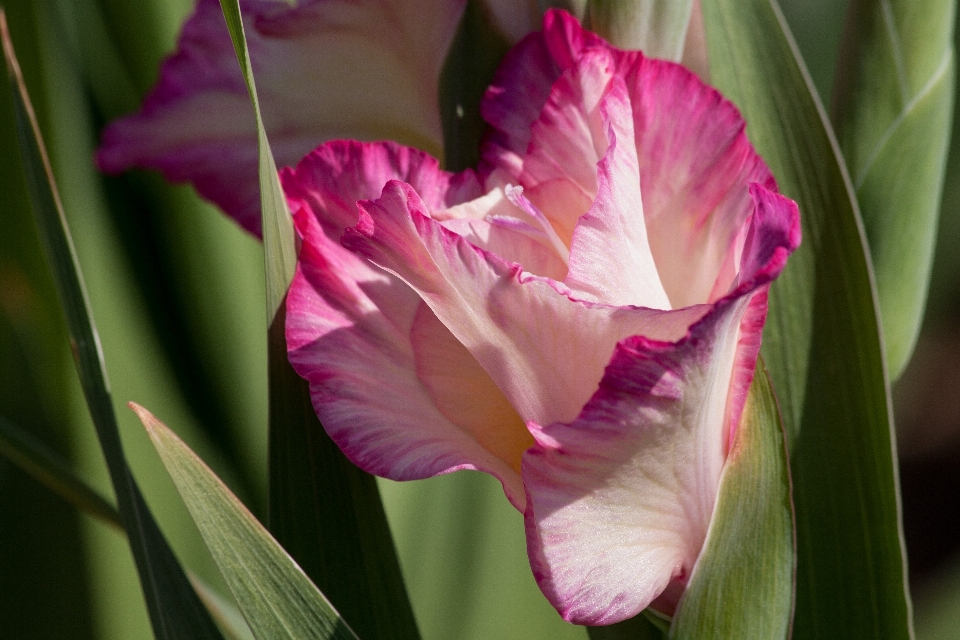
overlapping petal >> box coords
[284,141,533,507]
[97,0,465,235]
[522,184,798,625]
[342,179,709,429]
[523,296,752,625]
[283,7,800,628]
[484,9,776,309]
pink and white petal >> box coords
[479,9,608,180]
[523,179,593,248]
[411,304,533,478]
[481,11,785,311]
[287,207,528,507]
[282,140,541,496]
[715,185,800,446]
[441,216,568,281]
[435,185,568,279]
[522,293,754,626]
[519,47,612,198]
[97,0,464,235]
[540,10,609,80]
[343,180,710,428]
[521,178,799,625]
[479,29,558,180]
[735,184,803,289]
[623,55,777,308]
[281,139,482,241]
[563,78,671,310]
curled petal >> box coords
[563,77,670,309]
[281,139,482,239]
[482,10,777,309]
[342,180,710,428]
[522,296,750,625]
[97,0,465,234]
[480,9,607,179]
[284,142,525,507]
[522,184,799,625]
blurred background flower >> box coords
[0,0,958,638]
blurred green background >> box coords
[0,0,958,638]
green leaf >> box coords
[0,10,225,639]
[701,1,911,638]
[216,3,420,636]
[0,414,122,531]
[0,410,256,640]
[133,403,359,640]
[585,0,695,60]
[379,472,587,640]
[217,0,295,322]
[439,0,511,171]
[266,312,421,639]
[189,574,256,640]
[670,364,794,639]
[0,411,248,639]
[832,0,956,379]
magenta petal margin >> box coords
[284,9,799,627]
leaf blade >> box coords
[585,0,695,60]
[439,0,511,171]
[217,0,295,322]
[215,3,421,636]
[1,11,225,639]
[0,414,122,531]
[832,0,957,379]
[669,364,794,639]
[133,403,359,640]
[701,1,911,637]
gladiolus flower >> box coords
[283,9,800,626]
[94,0,712,238]
[95,0,466,235]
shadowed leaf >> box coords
[701,1,911,637]
[832,0,956,379]
[134,403,359,640]
[1,9,224,639]
[670,364,794,639]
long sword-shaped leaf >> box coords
[216,0,294,322]
[189,574,256,640]
[266,308,421,639]
[701,1,910,638]
[832,0,956,380]
[133,403,359,640]
[0,413,253,639]
[585,0,694,60]
[670,364,794,639]
[0,10,224,639]
[0,414,122,531]
[0,412,253,640]
[440,0,511,171]
[216,3,420,637]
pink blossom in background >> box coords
[95,0,466,235]
[283,9,800,626]
[94,0,710,238]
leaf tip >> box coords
[128,402,161,437]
